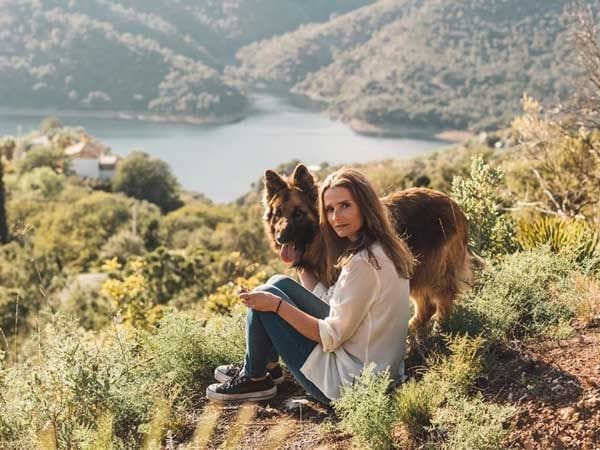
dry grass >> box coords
[262,417,296,450]
[94,412,115,450]
[36,423,57,450]
[186,403,223,450]
[569,273,600,326]
[218,403,257,449]
[142,398,171,450]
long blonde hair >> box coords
[319,168,415,285]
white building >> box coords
[64,136,118,180]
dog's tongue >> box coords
[279,243,297,264]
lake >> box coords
[0,95,448,203]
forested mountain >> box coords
[2,0,589,129]
[233,0,417,88]
[234,0,583,131]
[0,0,372,120]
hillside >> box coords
[232,0,416,88]
[0,0,372,120]
[2,0,588,129]
[234,0,582,131]
[0,0,243,120]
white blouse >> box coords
[300,242,410,400]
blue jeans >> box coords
[243,275,331,404]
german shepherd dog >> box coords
[262,164,472,330]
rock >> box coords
[558,406,576,420]
[284,397,310,411]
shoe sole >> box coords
[214,369,285,385]
[206,384,277,403]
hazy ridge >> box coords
[235,0,581,131]
[0,0,372,120]
[1,0,589,130]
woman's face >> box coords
[323,186,364,242]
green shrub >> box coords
[159,202,235,248]
[334,335,489,449]
[0,318,143,449]
[0,308,248,448]
[452,155,518,257]
[431,394,515,450]
[139,247,212,304]
[33,191,132,269]
[447,248,576,340]
[18,147,66,175]
[332,364,395,450]
[511,96,600,219]
[396,335,509,449]
[18,166,65,199]
[395,379,436,438]
[57,282,113,331]
[425,334,486,397]
[112,152,182,214]
[202,271,267,316]
[99,229,147,263]
[141,310,246,404]
[101,247,215,328]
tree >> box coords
[512,96,600,219]
[452,155,517,257]
[0,138,16,161]
[34,192,132,269]
[18,167,65,199]
[18,147,66,174]
[40,116,64,135]
[568,3,600,128]
[112,151,182,213]
[0,160,8,244]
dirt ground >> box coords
[482,325,600,450]
[195,324,600,450]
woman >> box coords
[206,168,415,404]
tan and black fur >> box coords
[263,164,473,330]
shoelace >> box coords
[226,363,243,376]
[223,367,246,389]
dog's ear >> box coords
[264,169,288,198]
[292,164,317,203]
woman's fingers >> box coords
[240,292,257,308]
[239,292,278,312]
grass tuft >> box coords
[187,403,222,450]
[395,379,436,438]
[218,403,256,449]
[446,247,576,341]
[333,364,395,450]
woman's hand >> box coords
[240,291,280,312]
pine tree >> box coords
[0,159,9,244]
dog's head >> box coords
[262,164,319,263]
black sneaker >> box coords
[214,363,285,385]
[206,372,277,402]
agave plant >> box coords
[517,216,600,264]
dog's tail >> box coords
[459,245,486,289]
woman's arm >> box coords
[318,258,379,352]
[240,291,321,343]
[277,300,321,342]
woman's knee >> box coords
[254,284,285,297]
[266,274,292,286]
[267,274,296,291]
